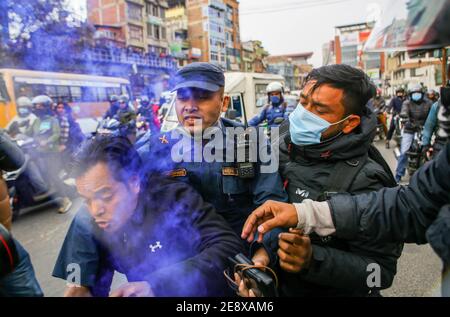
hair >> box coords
[306,64,376,117]
[71,135,143,185]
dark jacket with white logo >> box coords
[267,112,403,296]
[53,175,244,297]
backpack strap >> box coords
[318,154,368,201]
[367,145,397,187]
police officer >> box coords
[103,95,120,119]
[249,82,288,128]
[137,62,288,236]
[6,97,37,137]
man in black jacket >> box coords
[53,136,244,297]
[395,85,432,182]
[237,65,403,297]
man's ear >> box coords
[342,115,361,134]
[221,95,230,113]
[129,174,141,195]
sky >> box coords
[70,0,390,67]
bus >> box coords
[0,69,131,132]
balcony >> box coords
[87,47,177,70]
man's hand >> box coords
[241,200,298,243]
[109,282,154,297]
[234,248,270,297]
[278,228,312,273]
[63,284,92,297]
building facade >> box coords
[267,52,313,90]
[186,0,242,70]
[384,50,444,96]
[87,0,170,54]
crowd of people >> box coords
[0,61,449,297]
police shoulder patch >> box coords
[167,168,187,178]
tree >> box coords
[0,0,95,71]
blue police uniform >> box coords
[52,175,244,296]
[248,103,288,128]
[137,117,289,236]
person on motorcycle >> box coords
[394,84,432,183]
[6,97,37,138]
[248,81,287,128]
[137,96,158,134]
[426,89,439,104]
[422,99,446,159]
[367,89,387,138]
[29,95,72,214]
[103,95,120,119]
[386,88,406,149]
[115,94,136,125]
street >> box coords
[10,139,442,297]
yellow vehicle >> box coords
[0,68,131,129]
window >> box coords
[70,86,82,102]
[127,3,142,21]
[97,87,108,102]
[153,5,159,17]
[154,25,160,39]
[81,87,98,102]
[211,53,219,61]
[160,7,165,19]
[147,23,153,37]
[146,3,152,14]
[129,25,143,42]
[255,84,268,107]
[161,27,166,40]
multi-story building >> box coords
[87,0,177,97]
[241,41,255,72]
[223,0,241,71]
[187,0,227,69]
[87,0,169,54]
[267,52,313,90]
[166,3,191,66]
[384,50,444,96]
[334,22,384,86]
[241,40,270,73]
[186,0,242,70]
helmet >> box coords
[31,95,53,107]
[140,96,150,106]
[16,96,32,108]
[409,84,423,94]
[109,95,119,103]
[119,94,130,103]
[266,82,285,94]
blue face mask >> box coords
[411,92,423,102]
[18,107,30,117]
[270,96,281,105]
[289,104,350,146]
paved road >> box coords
[10,139,442,297]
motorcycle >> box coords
[405,127,428,177]
[4,134,63,219]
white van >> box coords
[225,72,285,125]
[160,72,286,132]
